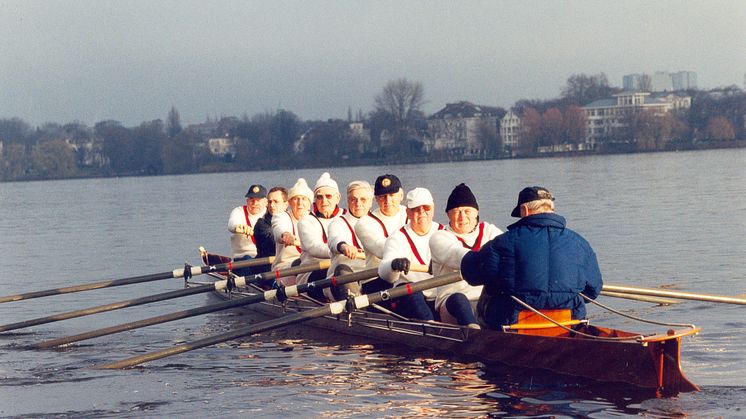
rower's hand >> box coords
[338,242,359,260]
[235,224,252,235]
[281,232,296,246]
[391,258,410,274]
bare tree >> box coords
[374,78,425,126]
[30,139,77,179]
[517,107,541,155]
[167,106,182,138]
[561,73,617,106]
[372,78,426,158]
[706,116,736,140]
[541,108,564,146]
[476,120,500,158]
[563,105,587,144]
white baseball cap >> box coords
[405,187,434,209]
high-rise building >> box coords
[623,74,643,91]
[671,71,697,90]
[622,71,697,92]
[651,72,674,92]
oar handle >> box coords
[409,264,430,273]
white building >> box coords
[207,137,236,158]
[499,110,522,152]
[427,101,499,157]
[583,91,690,145]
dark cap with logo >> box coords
[245,184,267,198]
[511,186,554,217]
[374,174,402,196]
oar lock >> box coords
[224,273,238,292]
[182,263,194,281]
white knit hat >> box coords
[405,187,434,209]
[288,178,314,201]
[314,172,339,193]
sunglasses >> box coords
[315,193,334,200]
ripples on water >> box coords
[2,149,746,417]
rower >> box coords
[460,186,603,329]
[253,186,288,273]
[430,183,503,328]
[297,172,345,300]
[354,174,408,294]
[227,183,267,277]
[326,180,374,300]
[270,178,313,286]
[378,188,442,320]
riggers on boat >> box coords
[196,250,700,396]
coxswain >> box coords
[460,186,603,329]
[354,174,408,294]
[252,186,288,273]
[378,188,442,320]
[270,178,313,286]
[326,180,374,300]
[227,183,267,276]
[429,183,503,328]
[297,172,345,299]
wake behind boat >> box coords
[193,249,700,396]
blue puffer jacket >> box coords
[460,212,602,329]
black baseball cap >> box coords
[374,174,402,196]
[245,184,267,198]
[511,186,554,217]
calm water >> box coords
[1,149,745,417]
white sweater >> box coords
[227,206,266,259]
[354,206,408,269]
[296,210,343,284]
[270,211,304,271]
[378,222,442,300]
[327,212,366,275]
[429,222,503,310]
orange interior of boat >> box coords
[506,309,581,336]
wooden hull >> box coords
[209,287,699,395]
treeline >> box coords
[2,75,746,182]
[510,74,746,154]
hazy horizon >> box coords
[2,0,745,127]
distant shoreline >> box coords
[3,139,744,184]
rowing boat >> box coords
[193,250,700,396]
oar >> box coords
[603,284,746,306]
[93,272,461,369]
[0,261,326,333]
[243,260,331,286]
[31,268,378,349]
[600,291,679,305]
[0,257,274,304]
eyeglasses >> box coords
[315,193,334,200]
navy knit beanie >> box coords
[445,183,479,213]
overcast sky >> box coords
[1,0,745,127]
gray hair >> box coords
[347,180,373,198]
[524,198,555,214]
